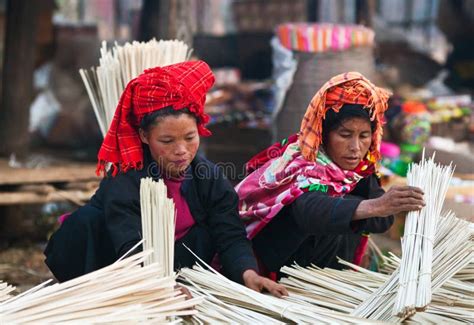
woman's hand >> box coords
[242,269,288,298]
[354,186,425,219]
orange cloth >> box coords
[299,72,391,162]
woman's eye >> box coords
[160,140,173,144]
[185,136,195,141]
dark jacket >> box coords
[45,153,257,283]
[253,175,393,272]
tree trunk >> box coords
[356,0,376,28]
[139,0,193,47]
[0,0,41,158]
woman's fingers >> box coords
[261,278,288,298]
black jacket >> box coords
[46,153,257,283]
[253,175,393,272]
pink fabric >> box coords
[58,213,71,225]
[163,177,195,240]
[236,136,375,239]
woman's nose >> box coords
[349,138,360,151]
[174,143,187,155]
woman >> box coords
[45,60,287,297]
[236,72,425,277]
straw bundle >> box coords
[140,177,176,276]
[394,153,454,316]
[79,39,191,136]
[0,251,202,323]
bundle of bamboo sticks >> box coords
[140,177,176,276]
[0,251,202,323]
[79,39,191,136]
[352,211,472,322]
[178,250,384,324]
[394,154,454,316]
[279,212,473,323]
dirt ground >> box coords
[0,243,54,294]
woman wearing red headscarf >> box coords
[45,60,287,297]
[236,72,425,278]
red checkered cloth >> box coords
[299,71,391,162]
[97,60,215,176]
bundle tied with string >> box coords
[393,152,454,316]
[279,210,473,323]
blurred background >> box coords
[0,0,472,291]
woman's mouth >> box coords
[344,157,360,163]
[173,159,188,166]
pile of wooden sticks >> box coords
[0,251,202,323]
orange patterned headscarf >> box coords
[299,72,391,162]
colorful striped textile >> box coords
[276,23,375,53]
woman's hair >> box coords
[322,103,376,145]
[139,106,198,133]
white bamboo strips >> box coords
[178,249,385,324]
[351,211,473,322]
[0,281,15,302]
[140,177,176,276]
[79,39,192,137]
[0,251,202,323]
[276,209,473,323]
[394,153,454,316]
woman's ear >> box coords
[139,128,149,144]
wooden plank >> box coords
[0,189,96,206]
[0,159,99,186]
[0,0,42,157]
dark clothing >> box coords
[45,154,257,283]
[253,175,393,276]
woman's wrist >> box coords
[353,199,379,220]
[242,269,259,284]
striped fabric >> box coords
[97,60,215,176]
[276,23,375,53]
[299,72,391,162]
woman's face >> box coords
[324,117,372,170]
[139,114,200,177]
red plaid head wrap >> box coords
[299,72,391,162]
[97,60,215,176]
